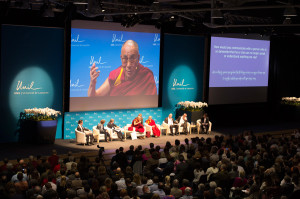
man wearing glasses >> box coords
[88,40,157,96]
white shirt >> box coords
[168,118,173,125]
[179,117,185,125]
[206,167,219,180]
[116,178,126,191]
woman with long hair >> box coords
[132,173,141,186]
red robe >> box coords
[130,119,144,133]
[108,63,157,96]
[146,119,160,137]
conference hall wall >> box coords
[162,34,205,118]
[0,25,64,142]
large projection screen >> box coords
[70,20,160,112]
[209,35,270,105]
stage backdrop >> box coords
[162,34,205,118]
[0,25,64,142]
[64,108,162,139]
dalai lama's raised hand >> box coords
[88,63,111,97]
[90,63,100,86]
[88,63,100,97]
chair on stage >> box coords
[75,129,87,146]
[107,127,124,141]
[162,122,190,135]
[196,120,212,134]
[144,123,161,137]
[92,126,106,142]
[124,124,146,140]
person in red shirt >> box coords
[48,150,59,170]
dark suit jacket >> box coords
[77,125,89,132]
[200,117,210,125]
[107,122,117,129]
[164,117,177,125]
[96,123,106,133]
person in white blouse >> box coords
[206,161,219,181]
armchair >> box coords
[196,120,212,134]
[162,121,190,135]
[107,127,123,140]
[92,126,106,142]
[75,129,86,145]
[144,123,161,137]
[124,124,146,140]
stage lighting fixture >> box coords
[152,13,161,20]
[284,7,297,17]
[103,15,113,22]
[283,17,292,24]
[150,0,160,11]
[211,9,223,19]
[176,17,184,28]
[42,6,54,17]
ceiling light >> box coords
[283,7,297,17]
[211,10,223,19]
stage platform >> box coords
[0,120,298,161]
[0,132,222,161]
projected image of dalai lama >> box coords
[88,40,157,96]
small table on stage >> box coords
[190,125,197,134]
[160,126,167,136]
[124,130,133,140]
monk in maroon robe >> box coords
[146,116,160,137]
[129,116,144,134]
[88,40,157,96]
[108,63,156,96]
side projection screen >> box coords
[209,35,270,105]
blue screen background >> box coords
[70,28,160,97]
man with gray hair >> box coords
[88,40,157,96]
[179,187,193,199]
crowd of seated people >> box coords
[0,130,300,199]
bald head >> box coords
[122,40,139,52]
[121,40,140,80]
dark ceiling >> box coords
[1,0,300,35]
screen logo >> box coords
[153,34,160,46]
[111,33,125,46]
[71,34,90,47]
